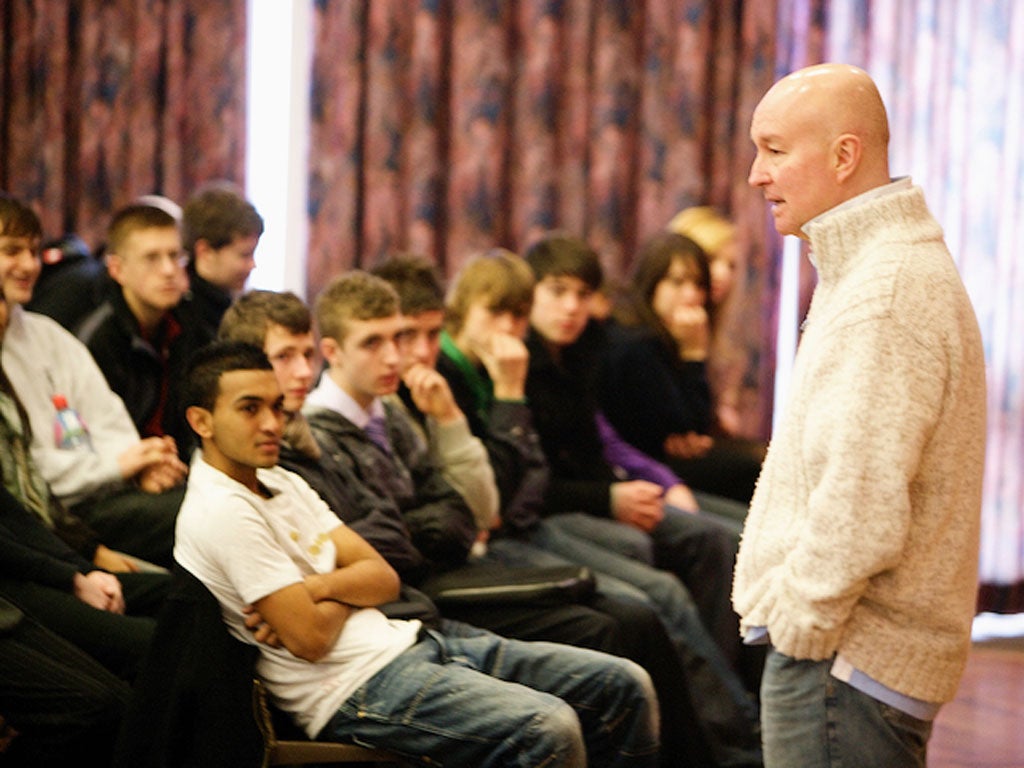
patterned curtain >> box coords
[307,0,780,437]
[307,0,1024,610]
[0,0,248,248]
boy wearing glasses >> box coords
[76,204,200,456]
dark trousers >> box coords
[428,591,623,655]
[72,485,184,568]
[0,614,130,767]
[0,571,169,680]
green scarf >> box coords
[439,330,493,426]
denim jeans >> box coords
[761,648,933,768]
[488,524,762,767]
[318,621,659,768]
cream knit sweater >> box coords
[732,184,986,703]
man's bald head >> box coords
[749,63,892,238]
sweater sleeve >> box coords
[426,414,501,532]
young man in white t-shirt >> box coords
[174,340,659,767]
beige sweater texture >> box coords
[732,185,987,703]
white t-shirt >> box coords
[174,452,420,737]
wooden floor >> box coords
[929,632,1024,767]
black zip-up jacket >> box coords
[434,351,548,534]
[303,403,477,576]
[74,286,200,456]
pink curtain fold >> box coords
[0,0,248,247]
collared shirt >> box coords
[304,371,387,429]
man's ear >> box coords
[832,133,862,183]
[185,405,214,441]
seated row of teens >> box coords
[0,190,764,768]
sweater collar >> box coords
[803,179,941,284]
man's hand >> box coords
[403,364,462,424]
[73,570,125,614]
[473,332,529,400]
[664,431,714,460]
[663,483,700,514]
[610,480,665,532]
[242,604,282,648]
[92,544,140,573]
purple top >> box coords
[595,411,682,490]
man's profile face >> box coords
[264,324,316,413]
[401,309,444,370]
[529,274,593,348]
[204,368,285,479]
[323,313,410,409]
[196,233,259,295]
[108,226,188,318]
[747,90,837,239]
[0,231,41,305]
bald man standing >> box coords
[733,64,986,767]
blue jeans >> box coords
[319,621,659,767]
[487,525,761,767]
[761,648,933,768]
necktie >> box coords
[365,415,392,455]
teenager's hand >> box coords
[242,604,281,648]
[610,480,665,532]
[667,305,709,360]
[0,714,17,754]
[119,437,186,486]
[73,570,125,614]
[403,364,462,424]
[474,332,529,400]
[93,544,140,573]
[664,483,700,514]
[663,431,713,460]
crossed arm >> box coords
[248,525,401,662]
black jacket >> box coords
[74,287,201,455]
[600,319,713,459]
[434,351,548,534]
[524,321,618,517]
[303,403,477,577]
[179,266,233,348]
[0,485,93,590]
[112,566,266,768]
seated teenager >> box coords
[601,231,765,506]
[522,233,758,678]
[75,203,203,458]
[179,181,264,346]
[175,339,660,767]
[0,194,185,568]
